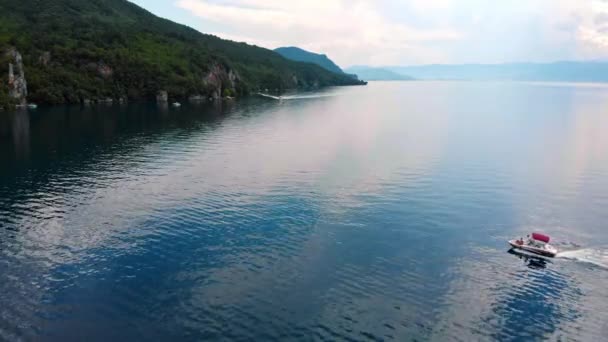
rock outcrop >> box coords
[97,61,113,78]
[156,90,168,103]
[6,48,27,105]
[38,51,51,66]
[203,63,240,99]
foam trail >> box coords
[282,94,337,99]
[257,93,281,100]
[556,248,608,269]
[257,93,338,100]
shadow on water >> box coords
[508,248,550,269]
[0,101,236,167]
[0,100,263,229]
[490,249,582,340]
[0,98,283,340]
[0,109,31,161]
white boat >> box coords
[172,102,181,107]
[27,103,38,109]
[509,233,558,258]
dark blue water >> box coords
[1,82,608,341]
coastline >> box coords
[1,82,366,111]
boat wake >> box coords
[556,248,608,269]
[257,93,337,100]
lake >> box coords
[1,81,608,341]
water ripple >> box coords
[1,83,608,340]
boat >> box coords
[27,103,38,109]
[172,102,181,107]
[508,232,558,258]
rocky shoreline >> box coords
[1,51,365,112]
[1,47,363,111]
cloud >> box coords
[176,0,462,66]
[575,1,608,55]
[173,0,608,66]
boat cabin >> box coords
[528,232,550,247]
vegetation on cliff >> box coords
[0,0,364,106]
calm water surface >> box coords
[1,82,608,341]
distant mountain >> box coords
[344,66,414,81]
[0,0,364,108]
[275,47,344,74]
[385,62,608,82]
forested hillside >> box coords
[275,47,344,74]
[0,0,363,107]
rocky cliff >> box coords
[6,48,27,105]
[203,63,240,99]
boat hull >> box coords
[508,240,557,258]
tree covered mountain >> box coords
[274,47,344,74]
[0,0,364,108]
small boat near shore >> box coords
[172,102,181,107]
[508,232,558,258]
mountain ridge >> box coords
[344,66,414,81]
[274,47,344,74]
[380,61,608,82]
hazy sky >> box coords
[130,0,608,67]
